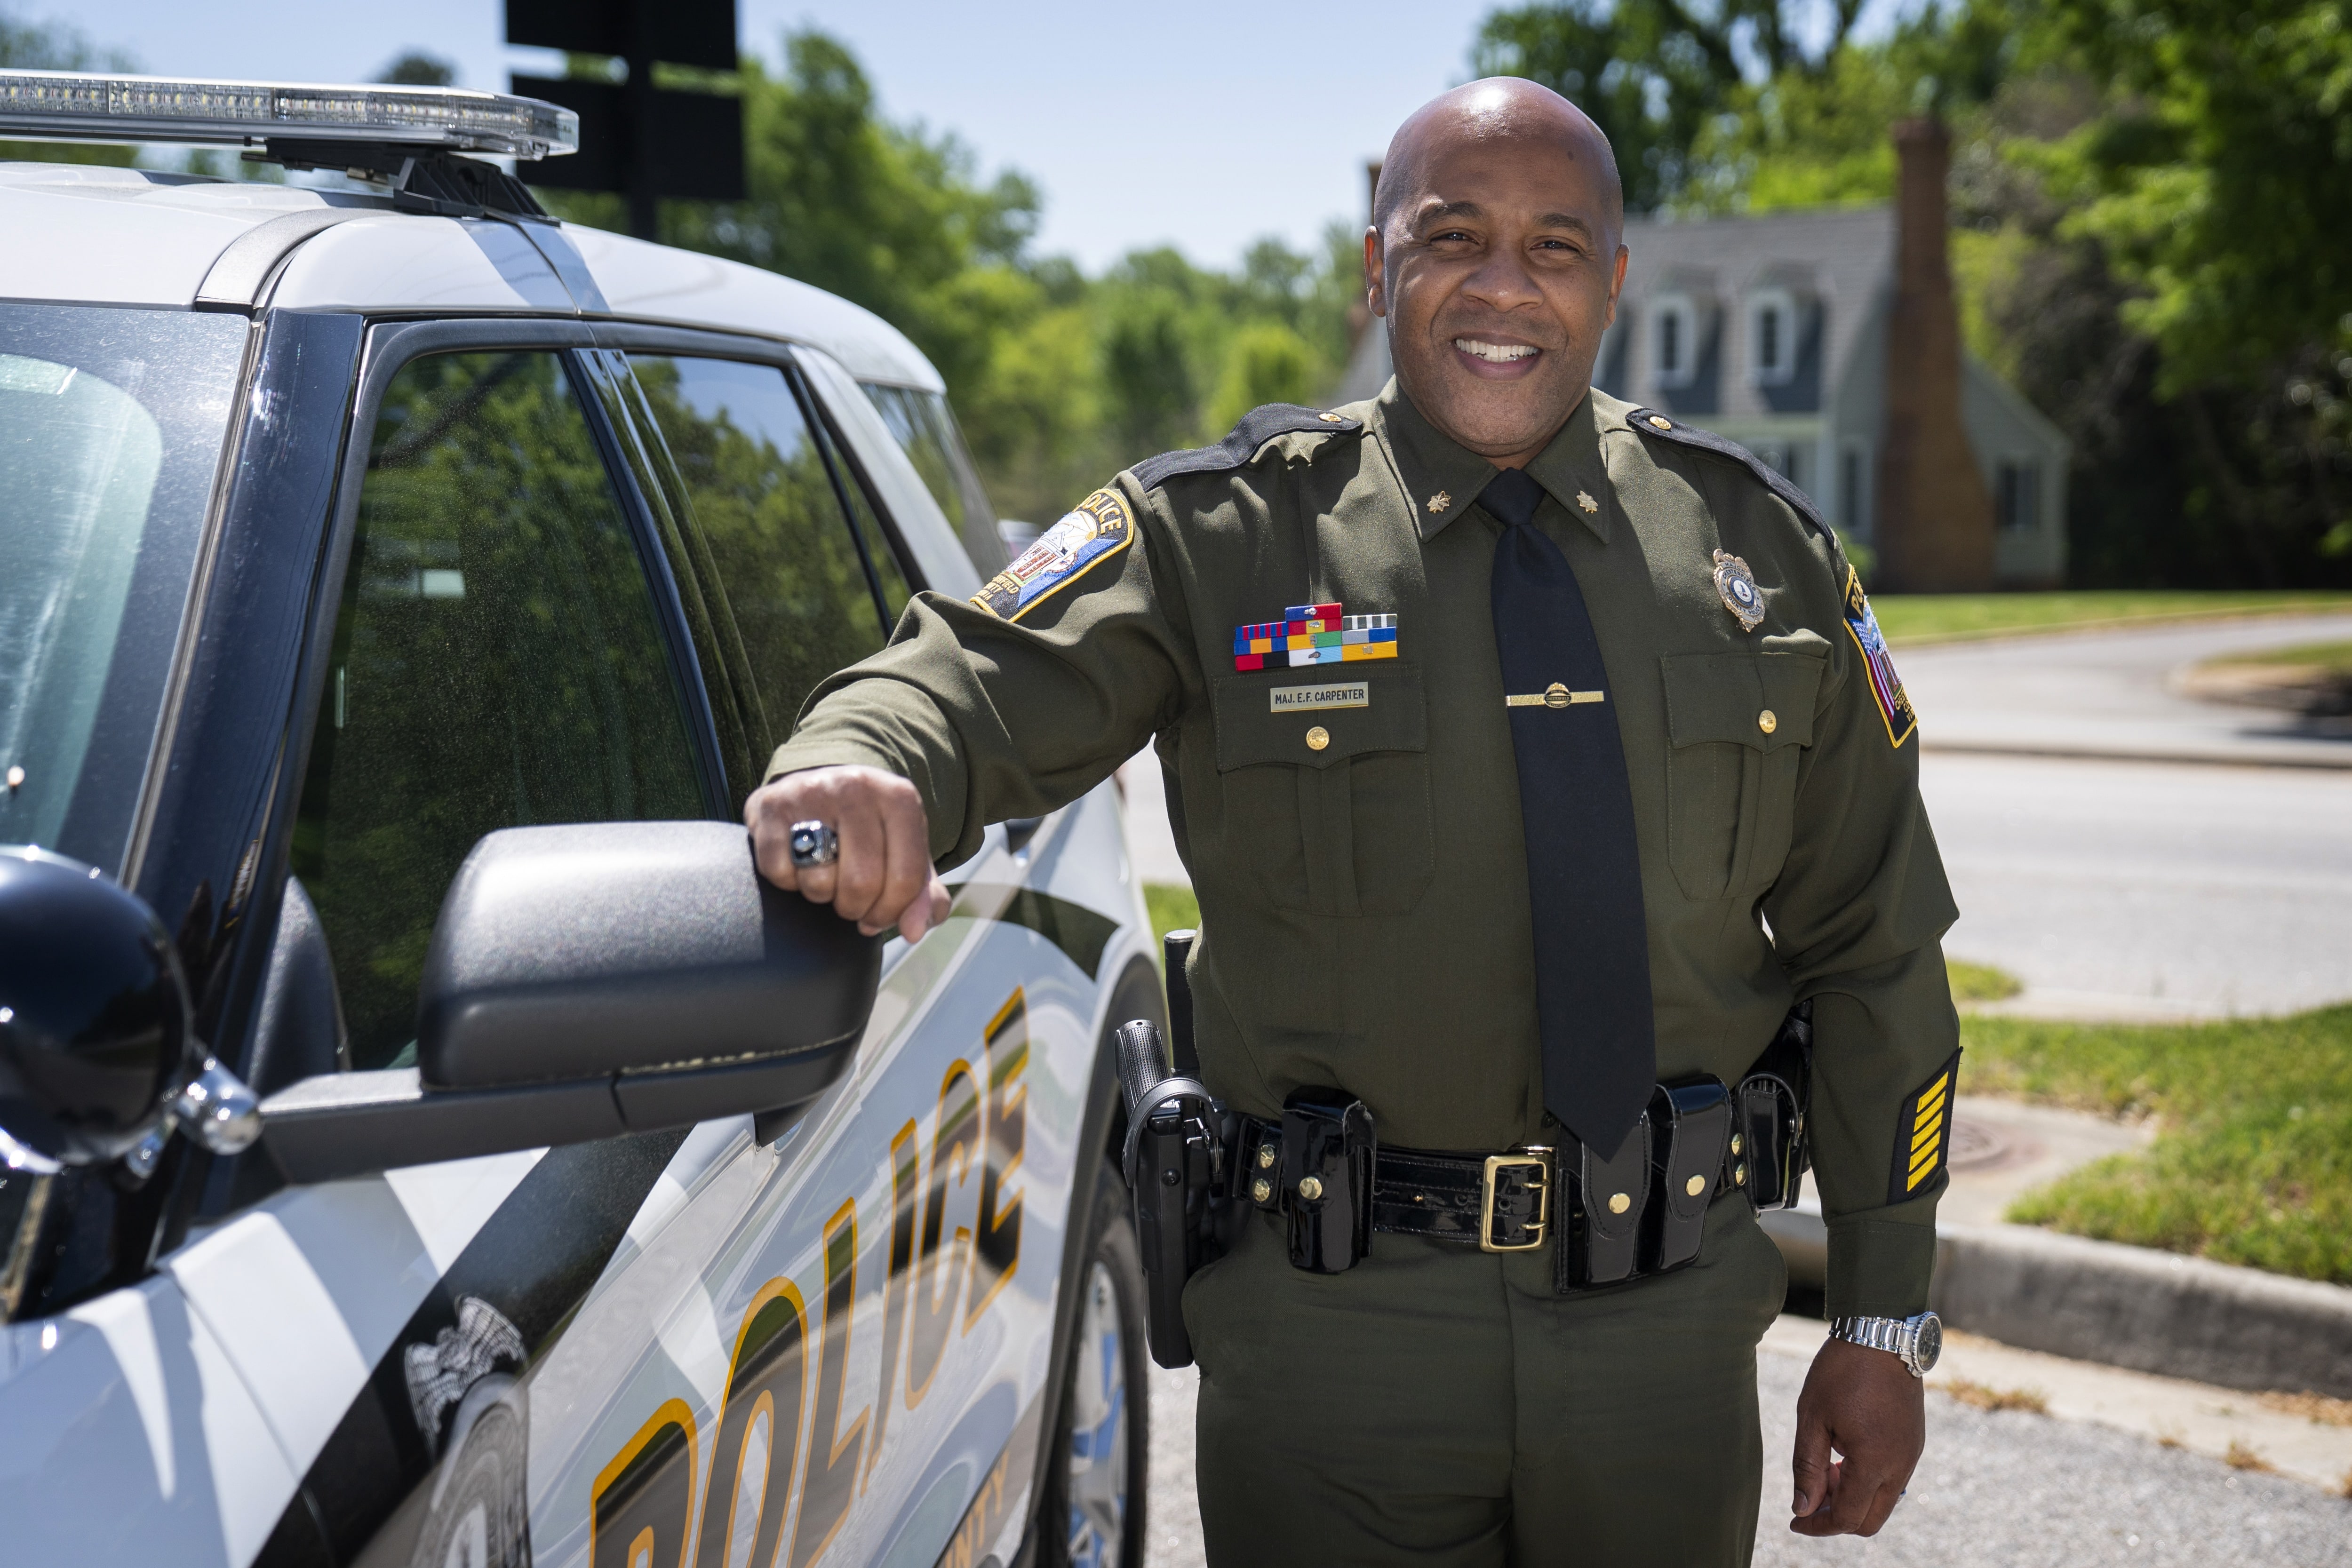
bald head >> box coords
[1375,78,1623,242]
[1361,76,1630,468]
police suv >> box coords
[0,73,1155,1568]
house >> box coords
[1334,122,2070,589]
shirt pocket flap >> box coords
[1660,651,1824,752]
[1212,664,1428,772]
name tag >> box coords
[1268,681,1369,713]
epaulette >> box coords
[1131,403,1361,491]
[1625,407,1833,543]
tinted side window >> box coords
[292,351,705,1069]
[809,406,913,623]
[861,381,1003,573]
[626,355,905,784]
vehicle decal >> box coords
[590,1397,698,1568]
[965,991,1028,1330]
[574,983,1045,1568]
[905,1058,981,1408]
[862,1119,921,1490]
[931,1396,1044,1568]
[790,1199,869,1568]
[254,1129,690,1564]
[694,1279,809,1568]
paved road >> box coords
[1141,1349,2352,1568]
[1906,614,2352,1019]
[1120,614,2352,1019]
[1901,612,2352,770]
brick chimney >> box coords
[1874,118,1996,591]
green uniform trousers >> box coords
[1183,1192,1787,1566]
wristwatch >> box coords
[1828,1311,1942,1377]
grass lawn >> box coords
[1962,1006,2352,1285]
[2201,639,2352,673]
[1948,959,2023,1003]
[1144,882,1200,948]
[1871,589,2352,646]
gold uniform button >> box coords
[1305,725,1330,751]
[1318,411,1344,422]
[1730,1133,1743,1155]
[1758,708,1778,735]
[1298,1175,1324,1201]
[1257,1144,1277,1169]
[1685,1173,1708,1198]
[1647,415,1673,430]
[1607,1192,1631,1215]
[1252,1178,1273,1203]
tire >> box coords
[1034,1154,1150,1568]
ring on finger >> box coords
[787,820,839,868]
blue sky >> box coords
[40,0,1510,271]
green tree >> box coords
[1475,0,1876,211]
[1207,322,1318,433]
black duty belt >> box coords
[1234,1067,1804,1288]
[1236,1122,1753,1254]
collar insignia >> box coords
[1427,490,1451,514]
[1577,490,1600,514]
[1711,549,1766,633]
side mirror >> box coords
[260,822,882,1182]
[0,847,257,1175]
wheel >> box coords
[1036,1156,1149,1568]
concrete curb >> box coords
[1759,1210,2352,1398]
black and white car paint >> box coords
[0,159,1153,1568]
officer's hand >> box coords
[746,766,952,942]
[1788,1338,1924,1537]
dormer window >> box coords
[1652,294,1697,389]
[1748,288,1798,386]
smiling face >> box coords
[1367,80,1628,469]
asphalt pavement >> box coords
[1907,614,2352,1019]
[1141,1346,2352,1568]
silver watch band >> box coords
[1829,1312,1935,1375]
[1829,1314,1906,1357]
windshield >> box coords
[0,305,249,870]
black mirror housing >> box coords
[260,822,882,1181]
[0,847,193,1168]
[416,820,877,1088]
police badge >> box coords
[1711,549,1766,632]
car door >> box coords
[72,332,749,1568]
[500,348,1100,1568]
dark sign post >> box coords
[507,0,744,238]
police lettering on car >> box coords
[753,77,1960,1567]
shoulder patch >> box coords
[1889,1050,1961,1204]
[1842,565,1918,747]
[1626,408,1832,541]
[1130,403,1361,492]
[969,487,1133,622]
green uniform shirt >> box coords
[771,380,1961,1317]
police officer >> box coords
[749,77,1959,1566]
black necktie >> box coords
[1481,467,1655,1159]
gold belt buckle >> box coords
[1479,1147,1550,1253]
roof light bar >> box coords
[0,71,577,159]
